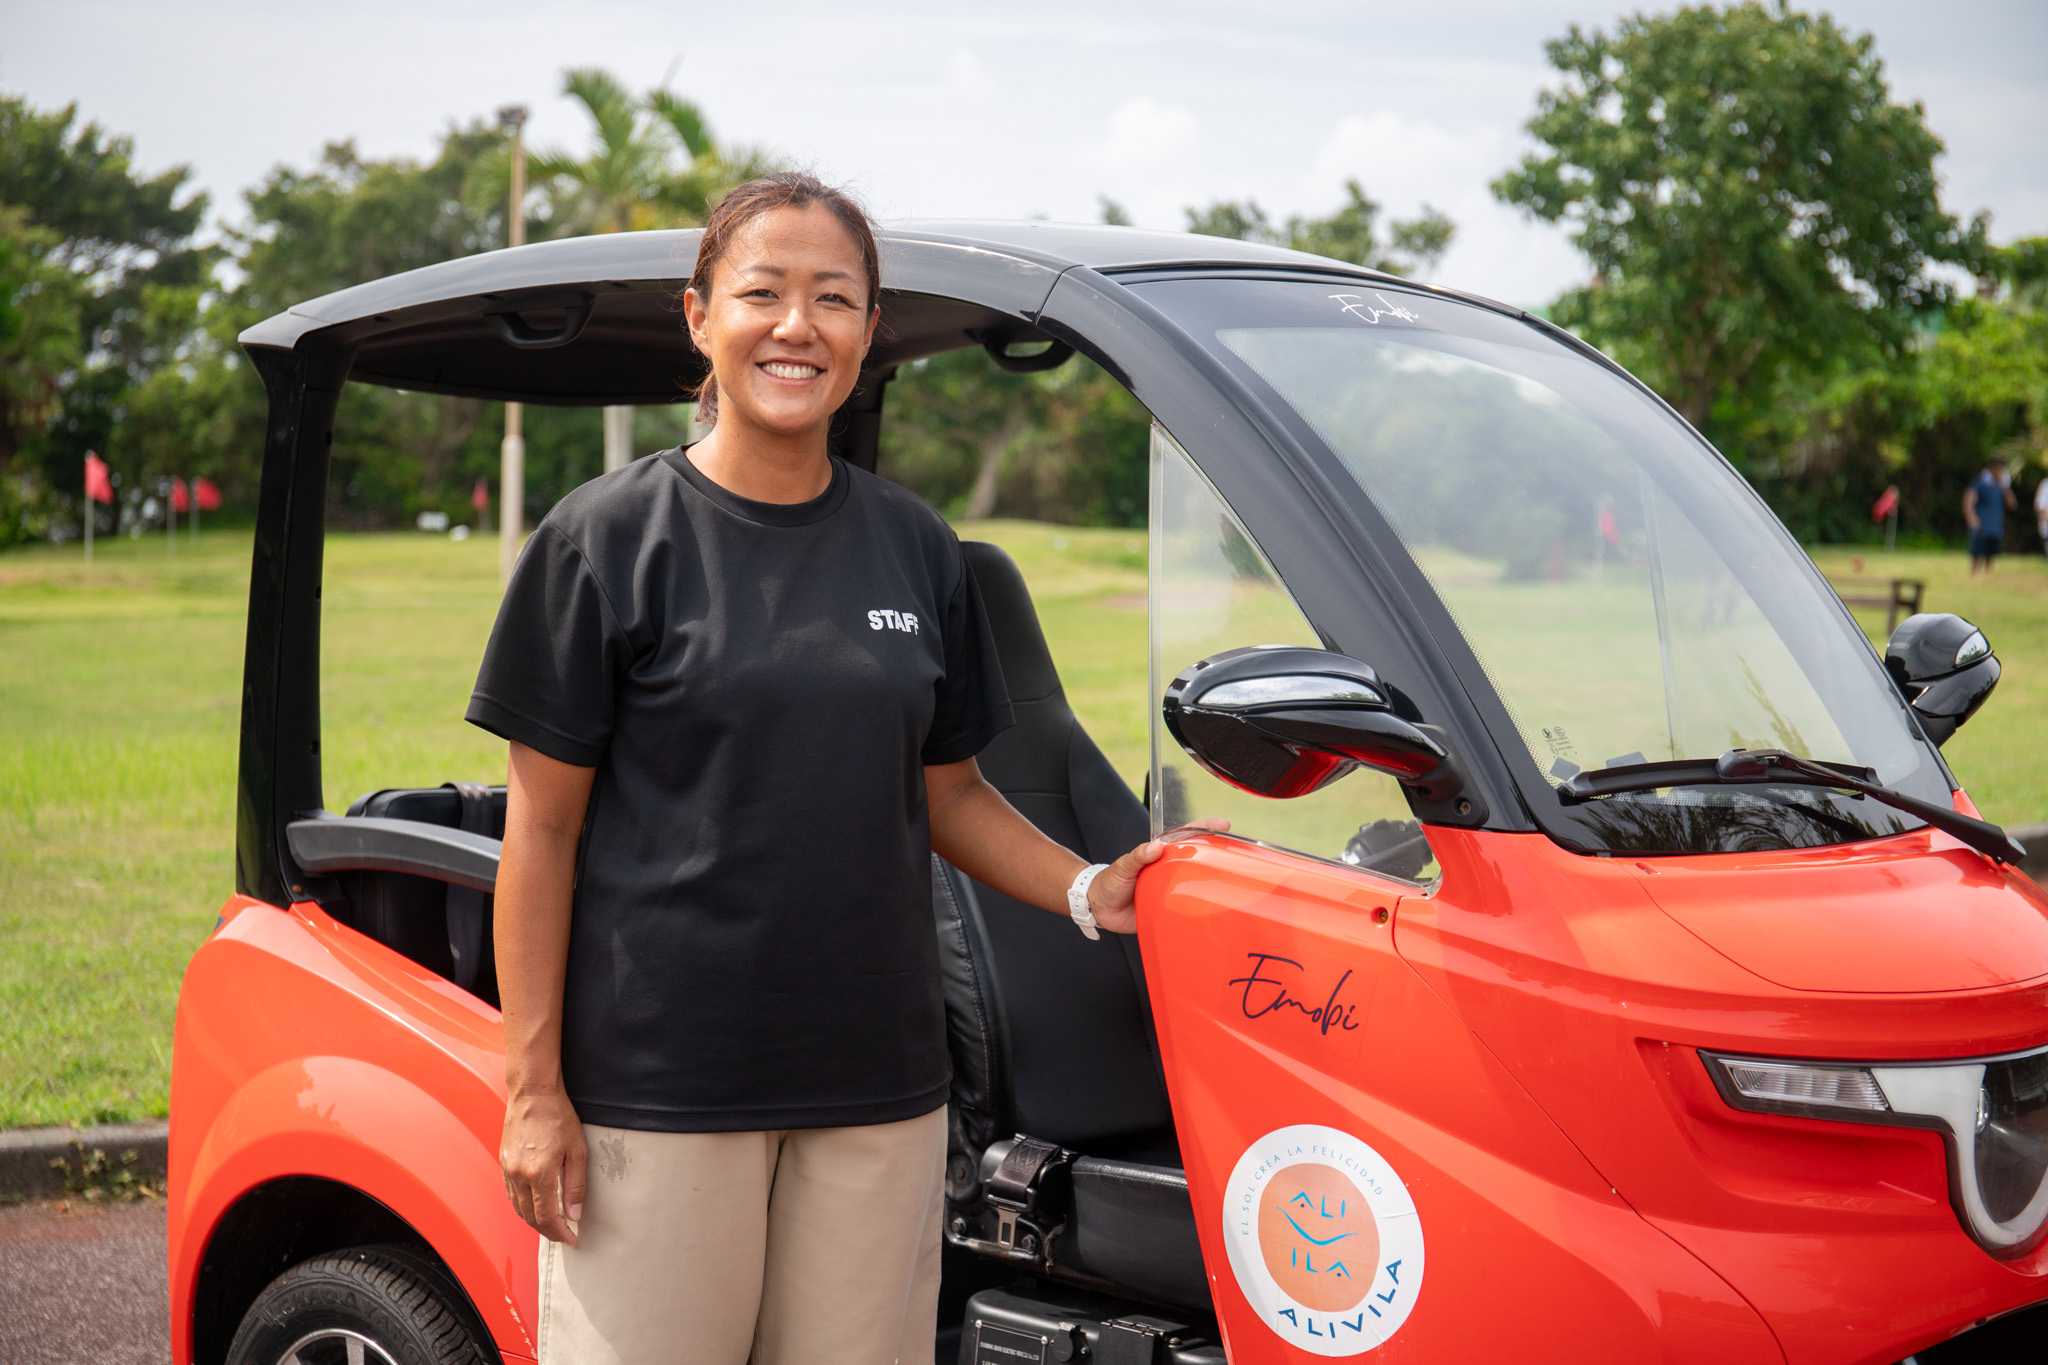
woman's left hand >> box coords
[925,757,1231,937]
[1086,819,1230,934]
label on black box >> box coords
[973,1322,1049,1365]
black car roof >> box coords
[241,221,1380,346]
[234,220,1408,406]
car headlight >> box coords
[1702,1046,2048,1259]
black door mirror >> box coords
[1161,646,1486,826]
[1885,613,1999,746]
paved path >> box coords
[0,1197,168,1364]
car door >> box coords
[1133,426,1779,1363]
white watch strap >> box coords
[1068,863,1110,940]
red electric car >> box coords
[172,222,2048,1365]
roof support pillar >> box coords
[238,341,356,905]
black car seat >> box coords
[935,542,1208,1310]
[334,784,504,1005]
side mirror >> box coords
[1161,646,1486,825]
[1885,613,2000,747]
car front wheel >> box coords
[225,1244,492,1365]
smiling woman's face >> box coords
[685,202,878,442]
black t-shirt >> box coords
[467,449,1012,1132]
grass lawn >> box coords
[1807,545,2048,822]
[1,524,2041,1129]
[0,520,1147,1129]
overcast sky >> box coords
[8,0,2043,307]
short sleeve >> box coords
[465,525,627,768]
[921,555,1015,766]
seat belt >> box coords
[985,1135,1068,1255]
[442,782,492,992]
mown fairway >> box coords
[1,529,2042,1127]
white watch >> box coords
[1068,863,1110,940]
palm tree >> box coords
[644,89,780,227]
[532,70,681,235]
[462,69,773,240]
[530,70,775,236]
[467,69,781,466]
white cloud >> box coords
[1067,97,1210,228]
[1308,113,1506,211]
[2,0,2034,304]
[1307,112,1583,306]
[1095,98,1202,171]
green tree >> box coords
[0,98,205,282]
[1009,357,1151,528]
[880,187,1156,525]
[529,69,687,234]
[1494,3,1977,448]
[0,207,83,466]
[0,79,782,544]
[1754,240,2048,544]
[230,131,504,321]
[883,349,1150,528]
[0,94,208,500]
[213,128,525,525]
[1185,181,1455,277]
[0,207,82,544]
[882,350,1046,520]
[1185,199,1276,246]
[1983,236,2048,312]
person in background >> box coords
[2033,469,2048,556]
[1964,456,2016,574]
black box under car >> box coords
[958,1285,1225,1365]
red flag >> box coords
[171,478,190,513]
[1872,485,1900,522]
[194,478,221,511]
[1597,503,1622,546]
[84,452,113,505]
[472,479,489,515]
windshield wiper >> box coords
[1559,748,2026,865]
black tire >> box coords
[224,1244,494,1365]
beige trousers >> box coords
[537,1106,947,1365]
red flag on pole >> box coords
[1872,486,1900,522]
[1597,503,1622,546]
[84,452,113,504]
[171,478,190,513]
[194,478,221,511]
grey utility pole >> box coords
[603,404,633,473]
[497,103,529,586]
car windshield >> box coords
[1135,276,1948,855]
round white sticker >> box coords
[1220,1124,1425,1356]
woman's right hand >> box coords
[497,742,598,1247]
[501,1086,588,1245]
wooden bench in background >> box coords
[1825,574,1925,632]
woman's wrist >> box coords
[505,1067,567,1100]
[1068,862,1111,939]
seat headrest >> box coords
[962,541,1062,704]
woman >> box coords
[469,174,1181,1365]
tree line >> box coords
[1495,4,2046,546]
[1,3,2042,548]
[0,70,762,545]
